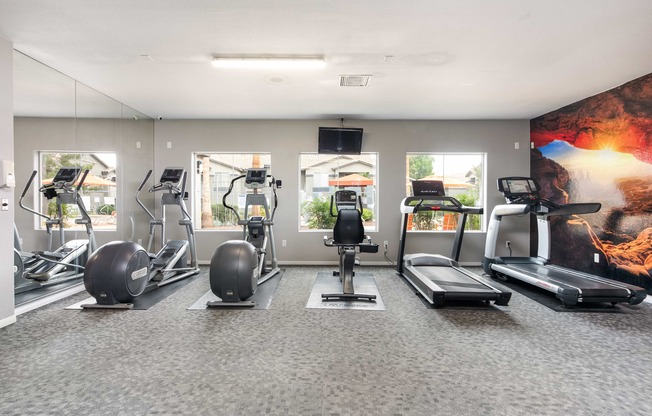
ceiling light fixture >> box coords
[211,56,326,70]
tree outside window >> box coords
[38,152,117,231]
[406,153,485,232]
[299,153,378,231]
[193,153,272,230]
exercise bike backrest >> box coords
[330,190,365,245]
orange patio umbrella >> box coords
[328,173,374,187]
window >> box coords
[406,153,485,231]
[194,153,272,230]
[38,152,117,231]
[300,153,378,231]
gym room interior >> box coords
[1,1,652,415]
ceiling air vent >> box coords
[340,74,371,87]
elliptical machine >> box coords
[15,168,96,294]
[83,167,200,308]
[208,167,281,307]
[322,190,378,301]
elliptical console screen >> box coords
[245,168,267,188]
[160,168,184,184]
[52,167,81,183]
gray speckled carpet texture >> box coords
[1,266,652,416]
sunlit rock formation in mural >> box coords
[531,150,609,276]
[531,70,652,292]
[531,74,652,164]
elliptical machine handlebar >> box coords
[19,170,49,221]
[176,171,193,221]
[135,170,155,221]
[222,173,246,222]
[222,171,281,222]
[75,170,89,192]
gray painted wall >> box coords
[14,118,531,269]
[13,117,154,254]
[0,37,15,327]
[154,119,531,264]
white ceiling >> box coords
[2,0,652,120]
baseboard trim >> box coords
[198,260,483,267]
[15,283,87,316]
[0,314,17,329]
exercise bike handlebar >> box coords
[330,193,363,217]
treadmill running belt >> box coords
[505,263,630,298]
[434,280,490,290]
[415,266,497,293]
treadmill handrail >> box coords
[537,201,601,217]
[400,196,482,215]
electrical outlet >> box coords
[594,253,600,263]
[505,240,511,248]
[137,239,142,246]
[282,239,287,247]
[383,241,389,250]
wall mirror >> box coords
[13,50,154,301]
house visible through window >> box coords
[406,153,485,232]
[193,152,272,230]
[38,152,117,231]
[300,153,378,231]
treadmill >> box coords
[397,180,511,307]
[483,176,647,307]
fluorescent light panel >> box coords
[211,56,326,70]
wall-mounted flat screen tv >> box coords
[318,127,363,154]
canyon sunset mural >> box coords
[530,73,652,293]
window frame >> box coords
[36,151,118,232]
[405,152,486,233]
[192,152,273,232]
[299,152,379,233]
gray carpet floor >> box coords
[1,266,652,416]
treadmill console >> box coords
[498,177,540,204]
[412,180,445,197]
[160,168,185,185]
[245,168,268,189]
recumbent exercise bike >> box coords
[322,190,378,301]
